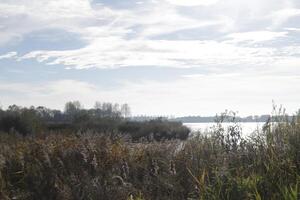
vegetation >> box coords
[0,106,299,199]
[0,102,190,140]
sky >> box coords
[0,0,300,117]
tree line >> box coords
[0,101,190,140]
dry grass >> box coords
[0,112,299,200]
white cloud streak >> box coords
[0,52,17,60]
[18,39,284,70]
[165,0,220,6]
[226,31,288,43]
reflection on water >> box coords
[184,122,266,136]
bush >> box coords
[0,110,43,136]
[118,119,190,141]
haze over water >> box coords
[184,122,266,136]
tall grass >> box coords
[0,111,299,200]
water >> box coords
[184,122,266,137]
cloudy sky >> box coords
[0,0,300,116]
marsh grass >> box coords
[0,110,299,200]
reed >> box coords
[0,111,299,200]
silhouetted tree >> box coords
[121,103,131,118]
[65,101,82,114]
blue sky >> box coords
[0,0,300,116]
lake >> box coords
[184,122,266,136]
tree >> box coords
[64,101,82,115]
[36,106,53,120]
[8,104,22,113]
[94,101,102,110]
[121,104,131,119]
[112,103,121,118]
[0,106,44,135]
[102,102,113,117]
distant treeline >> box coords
[173,115,298,123]
[0,101,190,140]
[132,114,296,123]
[172,115,272,123]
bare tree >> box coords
[94,101,102,110]
[121,103,131,118]
[64,101,83,115]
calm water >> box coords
[184,122,266,136]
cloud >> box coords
[270,8,300,27]
[18,39,282,70]
[226,31,288,43]
[2,0,298,72]
[285,27,300,32]
[17,31,300,73]
[0,52,17,60]
[165,0,219,6]
[0,0,299,86]
[133,5,225,38]
[0,0,97,45]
